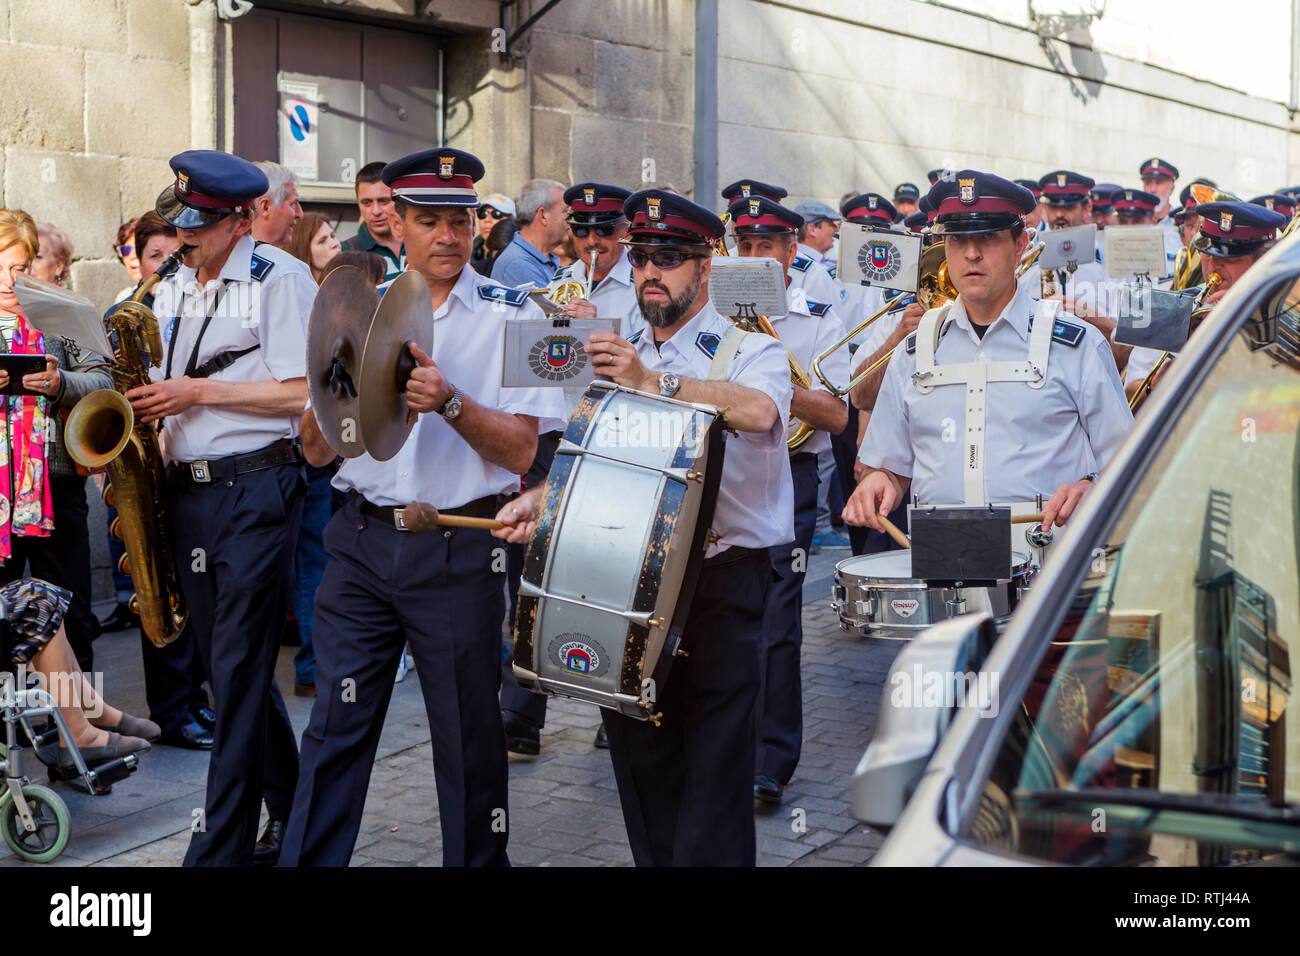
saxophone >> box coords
[64,248,190,647]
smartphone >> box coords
[0,355,49,396]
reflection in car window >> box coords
[972,276,1300,865]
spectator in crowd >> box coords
[5,578,156,770]
[32,224,73,286]
[287,213,343,284]
[491,178,568,288]
[341,161,406,282]
[485,217,518,272]
[553,232,578,269]
[251,161,304,247]
[0,209,112,671]
[133,211,183,291]
[113,217,141,302]
[471,193,514,275]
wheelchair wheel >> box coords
[2,784,70,863]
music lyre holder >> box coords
[730,302,761,320]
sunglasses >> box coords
[477,208,508,221]
[628,249,704,270]
[570,224,619,238]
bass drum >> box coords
[512,381,725,720]
[832,550,1034,640]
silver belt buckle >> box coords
[392,508,409,532]
[189,460,212,483]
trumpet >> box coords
[1128,271,1222,412]
[811,241,958,397]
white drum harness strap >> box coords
[910,298,1062,506]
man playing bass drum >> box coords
[495,189,793,866]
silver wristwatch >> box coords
[440,385,464,421]
[658,372,681,398]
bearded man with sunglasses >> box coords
[494,189,793,865]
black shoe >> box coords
[158,720,213,750]
[252,819,285,866]
[754,774,784,806]
[501,710,540,756]
[98,602,140,633]
[193,707,216,731]
[593,724,609,749]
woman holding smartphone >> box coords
[0,208,113,671]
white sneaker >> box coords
[394,649,415,683]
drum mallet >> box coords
[400,502,505,533]
[1010,513,1047,526]
[876,513,912,550]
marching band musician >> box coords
[282,147,568,866]
[1127,200,1287,403]
[496,189,794,866]
[126,150,316,866]
[725,195,849,807]
[549,182,640,331]
[1014,179,1046,241]
[1139,156,1182,252]
[844,171,1133,537]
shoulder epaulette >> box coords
[696,331,721,358]
[826,265,837,280]
[249,252,275,282]
[477,284,529,307]
[805,299,831,317]
[1051,319,1085,348]
[790,255,811,273]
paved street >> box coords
[4,546,902,868]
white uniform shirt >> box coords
[771,287,848,457]
[631,302,794,553]
[796,241,837,274]
[150,235,314,461]
[859,282,1132,505]
[552,247,643,340]
[787,254,843,316]
[333,266,569,508]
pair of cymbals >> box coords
[306,267,432,462]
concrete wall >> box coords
[715,0,1299,210]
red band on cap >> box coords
[733,213,795,230]
[1112,197,1155,212]
[843,206,892,222]
[628,211,714,240]
[935,196,1026,217]
[1200,219,1276,240]
[176,184,240,210]
[1143,163,1176,179]
[390,173,478,200]
[573,197,625,213]
[1041,183,1088,197]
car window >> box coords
[970,274,1300,865]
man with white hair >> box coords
[490,178,568,289]
[252,161,304,248]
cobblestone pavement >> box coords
[16,546,902,867]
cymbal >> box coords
[306,266,379,459]
[358,270,433,462]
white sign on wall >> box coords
[278,78,319,182]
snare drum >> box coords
[512,381,725,720]
[832,550,1034,639]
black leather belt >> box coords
[172,438,301,485]
[789,452,818,465]
[703,545,768,568]
[350,492,501,532]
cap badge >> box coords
[438,156,455,179]
[958,178,976,204]
[740,185,751,198]
[748,198,761,218]
[1125,191,1133,201]
[583,188,596,205]
[646,197,662,221]
[177,172,190,194]
[867,196,878,210]
[1219,212,1233,232]
[1265,198,1275,210]
[1056,173,1067,188]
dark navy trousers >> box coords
[830,417,869,555]
[279,499,509,867]
[757,453,818,785]
[603,548,772,866]
[171,460,304,866]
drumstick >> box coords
[877,513,911,550]
[1010,513,1046,525]
[401,502,505,533]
